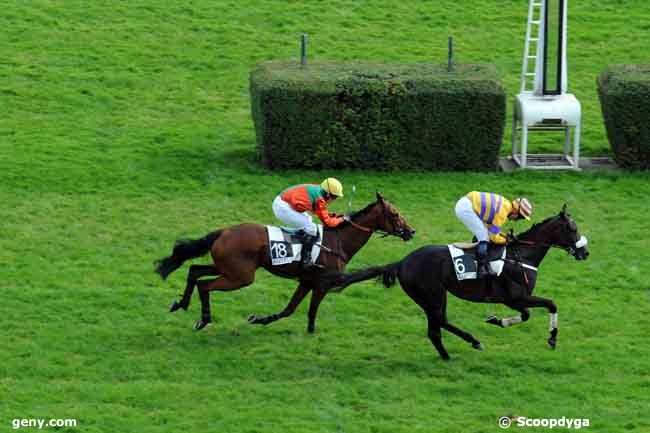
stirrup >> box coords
[477,263,495,278]
[301,261,324,270]
[300,255,323,270]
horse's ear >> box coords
[560,203,568,218]
[376,191,384,202]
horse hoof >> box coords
[194,318,211,331]
[548,338,557,349]
[473,342,485,351]
[170,301,181,313]
[247,314,258,324]
[485,315,502,327]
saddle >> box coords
[453,242,506,262]
[279,226,303,238]
[266,225,323,266]
[448,242,506,280]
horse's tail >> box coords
[322,261,402,293]
[154,230,223,280]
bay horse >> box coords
[322,205,589,360]
[155,193,414,333]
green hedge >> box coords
[597,65,650,170]
[250,60,505,171]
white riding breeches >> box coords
[272,196,317,236]
[455,196,489,242]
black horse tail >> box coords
[322,261,402,293]
[154,230,223,280]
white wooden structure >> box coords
[512,0,581,169]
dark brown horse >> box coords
[322,205,589,360]
[155,193,414,332]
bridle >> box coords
[514,239,577,254]
[346,200,407,239]
[499,215,588,289]
[320,200,407,264]
[511,219,588,256]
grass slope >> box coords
[1,2,650,432]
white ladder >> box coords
[520,0,544,93]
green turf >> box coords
[2,2,650,432]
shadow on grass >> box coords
[146,319,461,381]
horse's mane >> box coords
[516,214,560,239]
[323,199,380,232]
[350,200,379,219]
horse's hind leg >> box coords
[193,273,254,331]
[195,283,212,331]
[426,311,450,360]
[402,282,450,359]
[170,264,218,313]
[437,290,483,351]
[248,283,310,326]
[441,323,483,351]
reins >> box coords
[511,238,576,254]
[318,202,405,263]
[508,244,531,289]
[506,236,577,289]
[345,200,405,239]
[317,238,348,263]
[317,216,374,264]
[347,219,373,233]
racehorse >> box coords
[321,205,589,360]
[155,193,414,333]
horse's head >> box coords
[350,192,415,241]
[525,204,589,260]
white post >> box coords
[561,0,569,94]
[521,126,528,168]
[512,105,518,158]
[573,122,581,169]
[564,125,570,157]
[533,0,546,95]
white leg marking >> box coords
[549,312,558,331]
[501,316,523,327]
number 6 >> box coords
[454,257,466,274]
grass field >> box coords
[2,2,650,432]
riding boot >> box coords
[299,233,319,269]
[476,241,495,278]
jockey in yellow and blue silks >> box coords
[455,191,532,278]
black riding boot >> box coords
[299,233,318,269]
[476,241,495,278]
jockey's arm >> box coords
[314,198,344,227]
[488,224,508,245]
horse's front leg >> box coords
[307,287,327,333]
[248,284,310,326]
[516,295,558,349]
[486,304,531,328]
